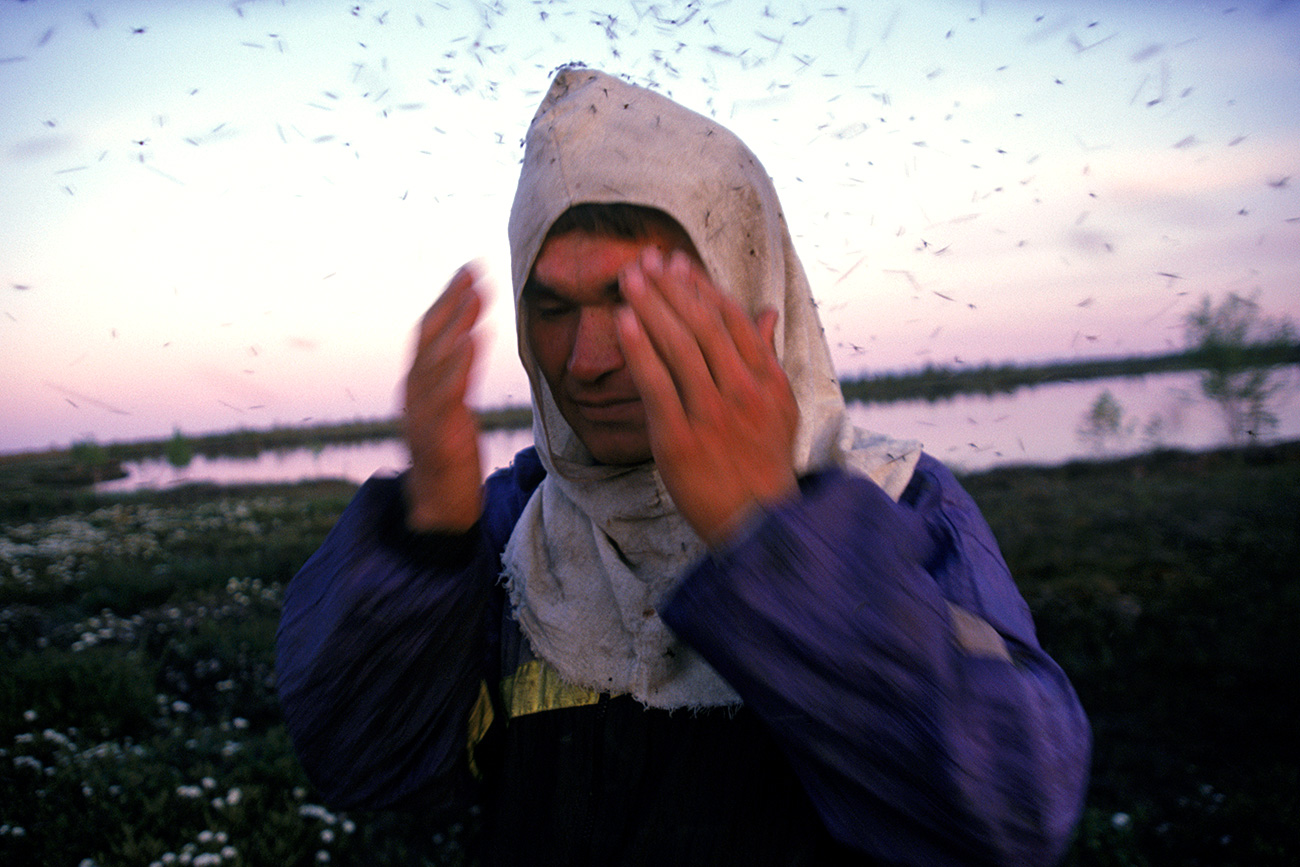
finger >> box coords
[636,249,741,391]
[649,251,770,398]
[407,301,479,416]
[411,328,476,393]
[418,281,479,352]
[614,304,690,437]
[418,264,483,349]
[411,312,476,385]
[620,254,715,402]
[410,265,484,401]
[723,305,782,378]
[672,276,794,443]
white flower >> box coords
[320,829,334,843]
[225,787,242,806]
[13,755,43,772]
[1111,812,1131,830]
[298,804,337,824]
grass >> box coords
[1,443,1297,865]
[963,442,1300,866]
[0,480,469,867]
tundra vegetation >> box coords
[2,440,1296,866]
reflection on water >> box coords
[98,371,1297,491]
[96,428,536,493]
[849,370,1297,473]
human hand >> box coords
[616,248,800,547]
[402,263,486,533]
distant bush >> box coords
[165,428,195,469]
[1077,390,1134,454]
[1183,292,1297,444]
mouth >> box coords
[569,396,644,424]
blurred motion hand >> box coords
[616,248,799,548]
[402,263,486,533]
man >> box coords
[277,67,1090,866]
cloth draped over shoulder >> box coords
[501,67,921,710]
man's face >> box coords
[524,223,697,465]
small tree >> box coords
[69,436,111,484]
[1078,389,1132,454]
[1183,292,1297,444]
[164,427,194,469]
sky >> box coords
[2,0,1298,455]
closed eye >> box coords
[522,278,621,318]
[522,279,572,318]
[532,299,576,319]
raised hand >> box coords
[615,248,800,547]
[402,263,486,533]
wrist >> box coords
[703,476,799,550]
[402,471,480,534]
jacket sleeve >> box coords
[275,452,543,811]
[659,454,1091,867]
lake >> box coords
[97,370,1299,492]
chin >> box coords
[580,429,654,466]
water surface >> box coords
[97,371,1298,492]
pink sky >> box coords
[2,0,1297,454]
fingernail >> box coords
[621,264,645,297]
[640,246,663,273]
[616,306,640,336]
[668,250,692,279]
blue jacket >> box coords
[276,448,1090,865]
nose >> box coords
[567,306,625,382]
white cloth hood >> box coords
[501,67,921,709]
